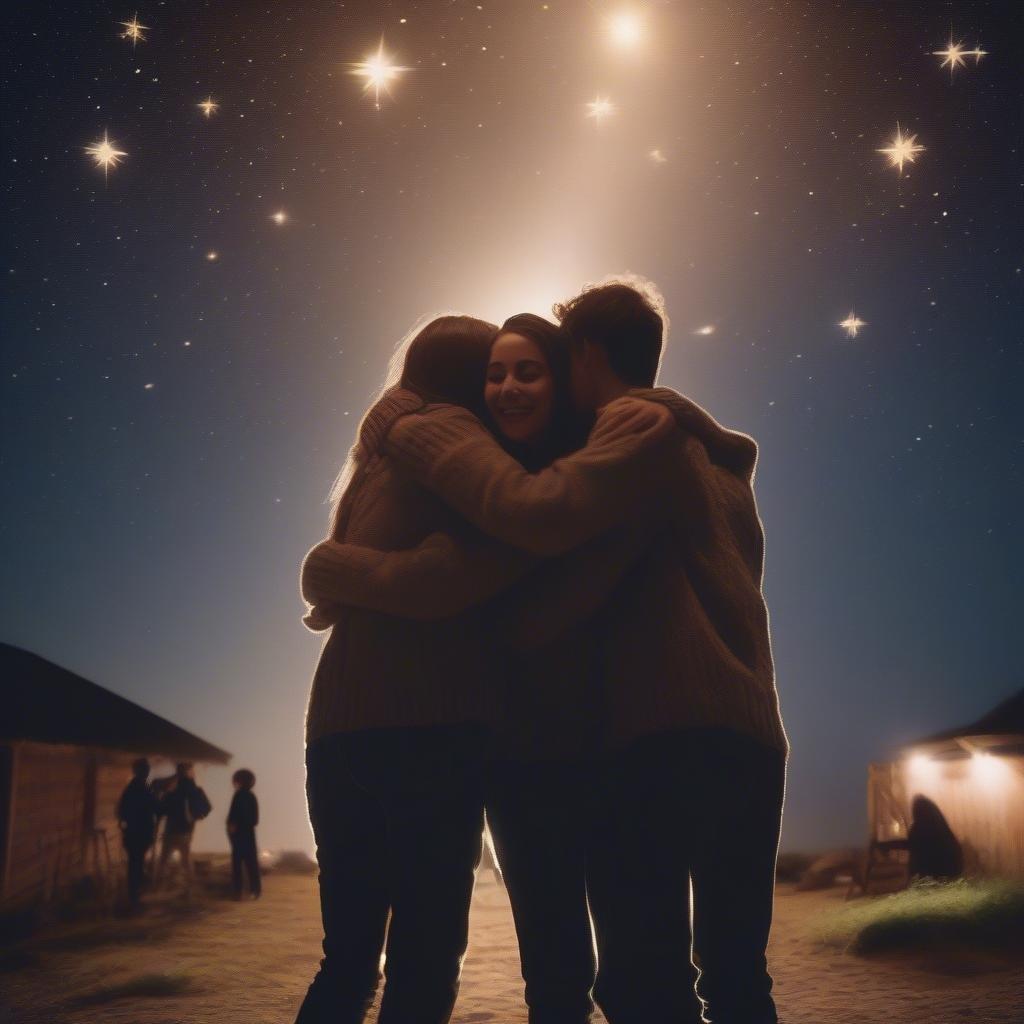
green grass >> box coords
[71,971,195,1006]
[815,878,1024,954]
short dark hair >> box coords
[553,277,666,387]
[132,757,150,779]
[233,768,256,790]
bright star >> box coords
[119,14,149,47]
[838,312,867,338]
[932,38,969,76]
[206,251,219,261]
[877,123,925,176]
[270,210,288,225]
[608,12,642,48]
[84,131,128,181]
[693,325,716,336]
[198,96,219,118]
[586,96,615,126]
[649,148,668,164]
[351,39,408,109]
[968,45,988,63]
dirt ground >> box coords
[2,872,1023,1023]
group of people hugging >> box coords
[297,277,788,1024]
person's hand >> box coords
[303,602,342,632]
[301,539,345,606]
[590,397,674,447]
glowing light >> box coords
[693,325,716,336]
[119,13,149,47]
[586,96,615,126]
[198,96,219,118]
[649,148,667,164]
[933,38,970,76]
[877,123,925,176]
[968,45,988,64]
[206,251,219,261]
[84,130,128,180]
[971,752,1008,789]
[350,39,408,109]
[270,210,288,225]
[838,312,867,338]
[608,12,643,48]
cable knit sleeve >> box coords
[385,401,674,556]
[301,532,536,620]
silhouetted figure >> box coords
[227,768,261,899]
[908,795,963,880]
[156,761,212,891]
[116,757,159,908]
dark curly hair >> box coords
[232,768,256,790]
[553,276,666,387]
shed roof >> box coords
[911,687,1024,751]
[0,642,231,764]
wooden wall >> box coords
[2,742,146,907]
[871,752,1024,877]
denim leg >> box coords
[486,759,596,1024]
[295,736,390,1024]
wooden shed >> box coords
[0,642,230,910]
[868,688,1024,878]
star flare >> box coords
[586,96,615,126]
[877,123,925,176]
[198,96,219,118]
[932,38,969,76]
[118,14,149,47]
[838,312,867,338]
[350,40,408,109]
[84,131,128,181]
[270,210,288,225]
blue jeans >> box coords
[589,728,785,1024]
[296,725,485,1024]
[486,758,596,1024]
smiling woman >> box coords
[484,313,581,467]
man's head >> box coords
[131,757,150,780]
[553,276,667,411]
[176,761,194,780]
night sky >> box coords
[3,1,1021,855]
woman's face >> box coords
[484,332,555,445]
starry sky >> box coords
[2,0,1021,855]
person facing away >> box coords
[156,760,211,891]
[116,757,160,909]
[308,276,788,1024]
[303,312,661,1024]
[907,795,963,881]
[227,768,261,899]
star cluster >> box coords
[2,1,1021,854]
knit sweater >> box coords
[384,387,789,755]
[304,388,533,743]
[304,524,651,760]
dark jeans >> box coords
[230,830,261,897]
[486,759,596,1024]
[123,837,151,906]
[588,728,786,1024]
[296,725,485,1024]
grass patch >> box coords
[815,878,1024,954]
[71,971,195,1006]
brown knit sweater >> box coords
[303,389,532,743]
[383,387,789,755]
